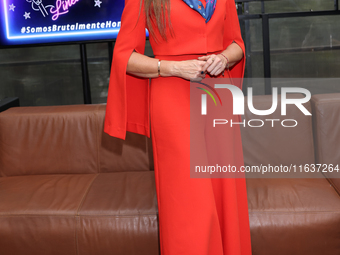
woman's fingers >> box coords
[202,54,222,74]
[198,54,228,76]
[178,60,207,81]
[207,55,221,74]
[198,56,210,61]
[196,60,207,77]
[177,57,227,81]
[210,58,223,75]
[209,55,227,76]
[192,60,205,81]
[201,54,215,72]
[210,65,224,76]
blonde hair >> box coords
[139,0,173,42]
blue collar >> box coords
[182,0,217,23]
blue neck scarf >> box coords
[182,0,217,23]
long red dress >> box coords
[104,0,252,254]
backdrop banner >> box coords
[0,0,125,46]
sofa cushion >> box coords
[246,175,340,255]
[0,172,159,255]
[77,172,158,255]
[0,105,152,177]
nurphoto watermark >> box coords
[190,78,340,178]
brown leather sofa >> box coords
[0,94,339,255]
[242,93,340,255]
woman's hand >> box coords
[198,42,244,77]
[198,54,227,77]
[170,59,207,82]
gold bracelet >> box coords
[158,60,161,77]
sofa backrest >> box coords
[0,104,153,177]
[311,93,340,194]
[240,94,315,171]
[1,94,339,181]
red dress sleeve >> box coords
[224,0,246,88]
[104,0,150,140]
[223,0,246,124]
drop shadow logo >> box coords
[195,81,312,128]
[195,81,223,112]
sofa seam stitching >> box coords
[95,106,101,173]
[150,88,162,255]
[0,213,158,217]
[313,101,339,188]
[249,210,340,214]
[74,215,79,255]
[325,178,340,199]
[315,101,325,163]
[307,103,316,163]
[76,174,99,215]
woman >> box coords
[104,0,252,254]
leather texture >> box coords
[0,105,152,177]
[0,105,158,255]
[246,177,340,255]
[0,95,340,255]
[241,94,340,255]
[241,94,315,170]
[311,93,340,194]
[0,172,158,255]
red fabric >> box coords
[149,53,251,255]
[104,0,149,139]
[104,1,252,254]
[104,0,245,140]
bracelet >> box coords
[219,53,229,69]
[158,60,161,77]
